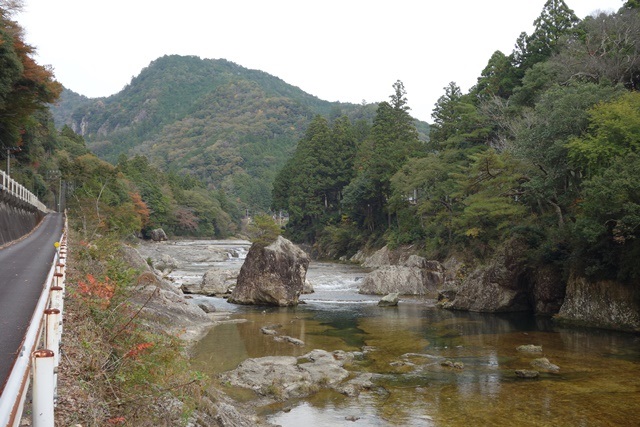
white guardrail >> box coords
[0,222,67,427]
[0,170,47,212]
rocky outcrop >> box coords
[358,249,444,296]
[556,274,640,332]
[531,265,566,315]
[442,240,530,312]
[359,265,442,296]
[228,236,310,306]
[120,244,152,272]
[130,271,214,342]
[182,268,236,296]
[154,253,180,273]
[361,246,392,268]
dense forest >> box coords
[274,0,640,284]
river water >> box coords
[141,240,640,426]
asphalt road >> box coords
[0,212,64,395]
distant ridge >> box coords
[51,55,428,210]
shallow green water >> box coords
[191,262,640,427]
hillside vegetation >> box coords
[52,55,429,211]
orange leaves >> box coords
[129,191,150,226]
[76,274,115,309]
[124,342,154,359]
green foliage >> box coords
[247,213,281,246]
[473,50,521,100]
[342,81,423,235]
[513,82,623,227]
[572,154,640,281]
[66,232,207,425]
[568,92,640,175]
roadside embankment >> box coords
[0,196,45,246]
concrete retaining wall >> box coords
[0,191,45,246]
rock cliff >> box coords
[556,274,640,332]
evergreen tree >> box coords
[344,81,421,232]
[512,0,580,71]
[272,115,358,242]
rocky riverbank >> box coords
[352,241,640,332]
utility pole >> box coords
[6,147,22,176]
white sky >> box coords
[15,0,624,123]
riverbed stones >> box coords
[229,236,310,306]
[154,253,179,273]
[303,279,314,294]
[130,276,214,342]
[220,349,355,401]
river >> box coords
[139,239,640,427]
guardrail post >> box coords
[32,350,55,427]
[44,309,61,369]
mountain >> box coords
[52,54,429,210]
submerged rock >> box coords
[517,344,543,353]
[515,369,540,379]
[531,357,560,373]
[228,236,310,306]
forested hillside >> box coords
[52,55,429,211]
[274,0,640,284]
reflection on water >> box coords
[190,261,640,427]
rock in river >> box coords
[378,293,399,307]
[228,236,309,306]
[182,268,237,296]
[220,349,356,401]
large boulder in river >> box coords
[228,236,310,306]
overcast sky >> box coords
[16,0,624,122]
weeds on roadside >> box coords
[58,231,207,426]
